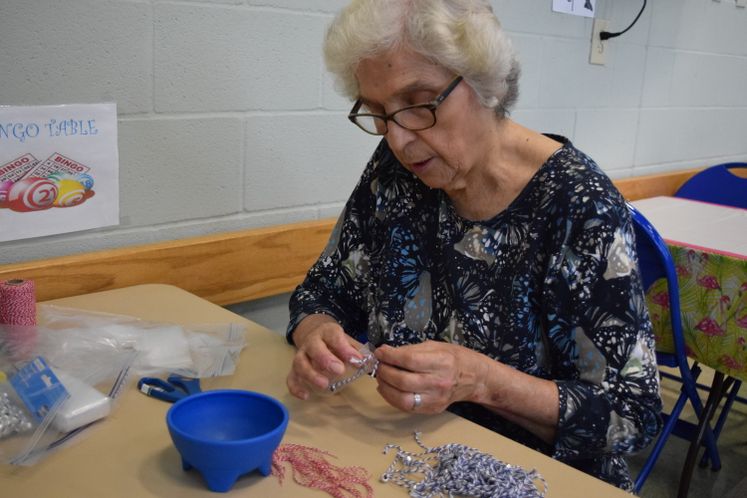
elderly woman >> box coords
[285,0,661,490]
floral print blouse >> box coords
[287,136,662,490]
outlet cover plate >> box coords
[590,19,609,65]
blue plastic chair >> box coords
[674,162,746,466]
[675,162,747,209]
[628,203,721,494]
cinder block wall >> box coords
[1,0,746,264]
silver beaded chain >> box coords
[328,343,379,393]
[380,432,548,498]
[0,391,34,439]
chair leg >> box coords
[636,363,727,494]
[660,372,747,407]
[699,380,742,470]
[714,380,742,437]
[699,379,741,468]
[634,391,690,493]
[680,364,722,470]
[677,374,736,498]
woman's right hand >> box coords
[286,314,362,400]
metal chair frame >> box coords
[628,204,721,494]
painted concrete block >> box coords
[118,117,244,225]
[0,0,152,114]
[155,4,326,111]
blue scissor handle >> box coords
[138,374,201,403]
[166,374,201,396]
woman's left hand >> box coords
[373,340,485,413]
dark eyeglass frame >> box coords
[348,75,464,136]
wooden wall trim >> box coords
[0,219,336,306]
[0,168,700,305]
[613,168,700,202]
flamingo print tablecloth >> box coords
[632,197,747,381]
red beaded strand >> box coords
[272,443,374,498]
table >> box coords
[0,284,630,497]
[632,196,747,380]
[632,196,747,498]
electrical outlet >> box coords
[589,19,609,65]
[737,0,746,8]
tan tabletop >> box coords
[0,284,630,497]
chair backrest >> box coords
[675,162,747,209]
[627,203,688,365]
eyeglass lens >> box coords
[354,106,436,135]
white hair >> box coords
[324,0,520,117]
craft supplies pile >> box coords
[0,279,246,466]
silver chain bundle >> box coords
[381,432,548,498]
[0,391,33,439]
[328,343,379,393]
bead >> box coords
[380,432,548,498]
[54,179,86,207]
[7,177,58,212]
[0,392,33,439]
[328,343,379,393]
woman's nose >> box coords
[385,121,416,151]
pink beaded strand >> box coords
[272,443,374,498]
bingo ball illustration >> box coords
[7,177,58,212]
[76,173,94,191]
[54,179,86,207]
[0,180,14,207]
[46,172,65,183]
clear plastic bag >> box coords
[0,351,134,465]
[30,304,247,378]
[0,304,246,465]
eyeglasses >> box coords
[348,76,463,136]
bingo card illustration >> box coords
[0,103,119,242]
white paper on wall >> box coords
[552,0,596,18]
[0,103,119,242]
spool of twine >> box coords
[0,279,37,326]
[0,279,38,360]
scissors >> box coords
[137,374,201,403]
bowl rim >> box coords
[166,389,289,446]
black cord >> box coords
[600,0,647,41]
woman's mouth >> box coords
[411,158,432,171]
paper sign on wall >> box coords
[0,103,119,242]
[552,0,596,18]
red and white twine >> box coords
[0,279,36,326]
[272,443,374,498]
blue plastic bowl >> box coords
[166,389,289,492]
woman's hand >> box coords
[286,314,362,400]
[373,340,486,414]
[375,339,559,444]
